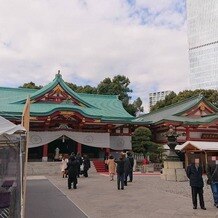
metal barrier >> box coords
[133,153,144,162]
[0,208,9,218]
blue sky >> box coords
[0,0,189,111]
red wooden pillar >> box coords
[186,126,190,141]
[77,142,82,154]
[42,144,48,162]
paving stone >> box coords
[45,170,217,218]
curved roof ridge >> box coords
[174,96,218,116]
[132,94,218,125]
[201,97,218,112]
[0,73,134,122]
[12,73,96,108]
[139,94,204,118]
[79,92,118,99]
[28,79,57,98]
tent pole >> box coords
[20,135,23,218]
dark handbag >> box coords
[207,167,216,185]
[206,178,211,185]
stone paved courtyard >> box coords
[42,167,218,218]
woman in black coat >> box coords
[186,159,206,210]
[67,155,78,189]
[76,153,83,177]
[83,155,91,177]
[115,153,125,190]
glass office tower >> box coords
[187,0,218,89]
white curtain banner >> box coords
[110,136,132,150]
[29,131,110,148]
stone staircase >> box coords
[92,160,108,173]
[27,162,61,175]
[27,161,97,175]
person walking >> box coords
[115,153,125,190]
[66,155,78,189]
[60,154,68,178]
[106,155,116,181]
[207,158,218,208]
[76,153,83,178]
[123,152,131,186]
[186,158,206,210]
[104,152,109,171]
[127,152,134,182]
[83,155,91,177]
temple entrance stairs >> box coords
[92,160,108,173]
[27,161,104,175]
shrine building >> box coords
[1,72,218,167]
[132,95,218,170]
[0,72,134,161]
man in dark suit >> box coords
[83,154,91,177]
[76,153,83,177]
[186,158,206,210]
[123,152,131,186]
[127,152,134,182]
[67,155,78,189]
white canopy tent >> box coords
[0,116,25,139]
[0,116,26,218]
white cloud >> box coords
[0,0,189,112]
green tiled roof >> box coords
[0,74,133,122]
[132,95,218,125]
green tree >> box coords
[150,91,177,112]
[133,97,144,114]
[97,75,143,116]
[124,98,144,117]
[132,127,153,157]
[82,85,97,94]
[150,89,218,112]
[66,82,80,92]
[132,127,164,162]
[66,82,97,94]
[19,82,42,89]
[97,75,131,100]
[147,143,165,163]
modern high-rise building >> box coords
[187,0,218,89]
[149,91,172,110]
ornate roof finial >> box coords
[198,92,203,98]
[56,70,62,79]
